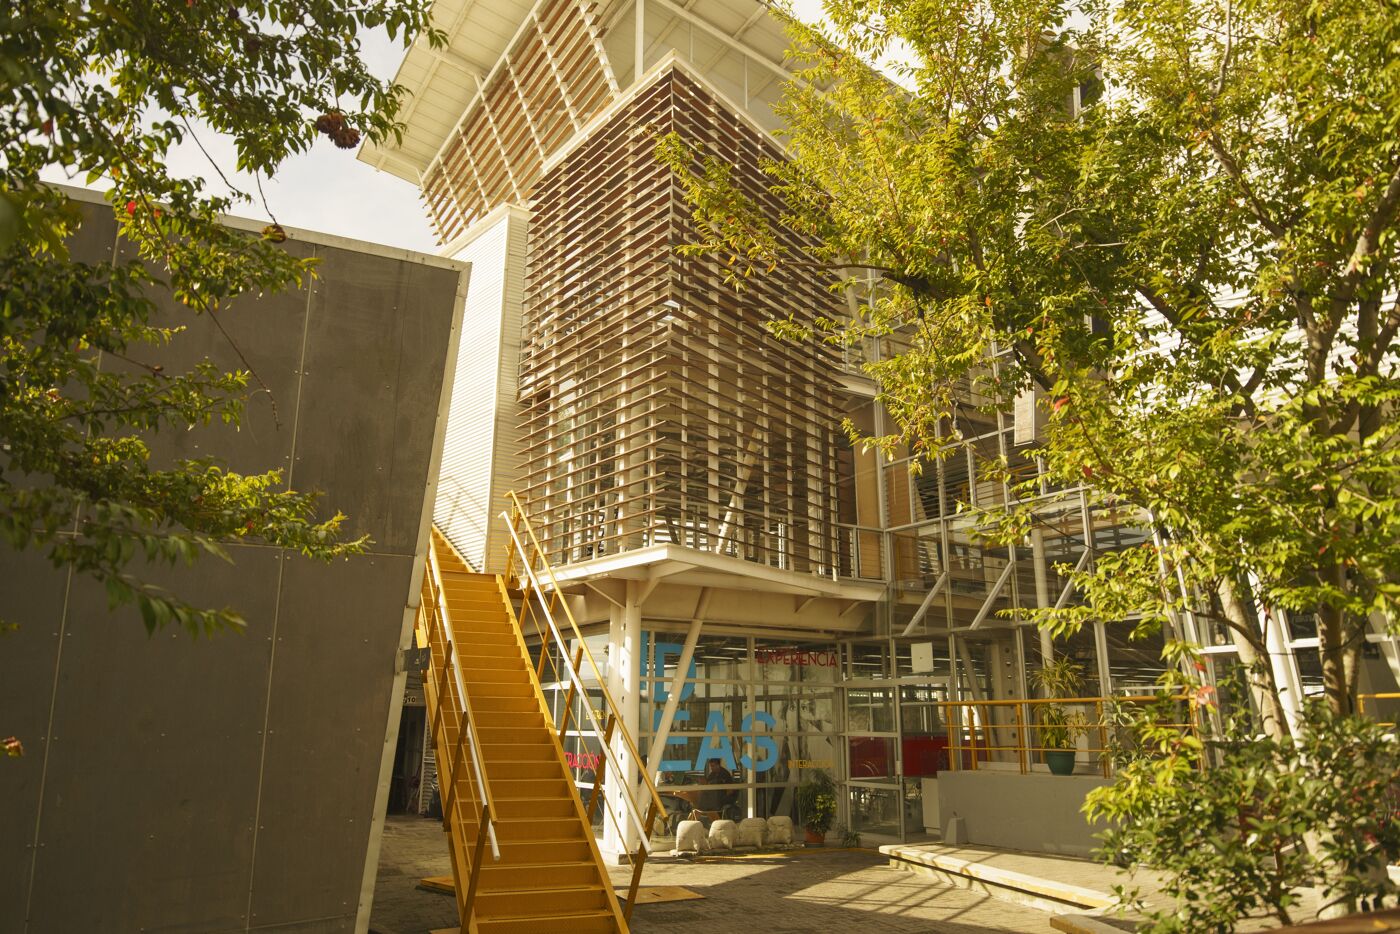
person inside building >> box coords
[659,769,696,834]
[697,759,739,821]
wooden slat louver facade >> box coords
[422,0,619,244]
[519,67,846,576]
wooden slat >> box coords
[423,0,620,238]
[518,69,845,574]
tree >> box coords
[1,1,443,651]
[662,0,1400,722]
[1088,684,1400,930]
[662,0,1400,920]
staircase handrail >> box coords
[426,543,501,864]
[499,493,667,849]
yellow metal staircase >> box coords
[416,510,664,933]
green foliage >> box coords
[796,770,838,834]
[1088,686,1400,929]
[665,0,1400,716]
[663,0,1400,920]
[0,2,443,636]
[1032,658,1091,750]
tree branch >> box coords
[1206,133,1287,240]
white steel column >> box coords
[603,602,626,857]
[618,582,642,852]
[1265,606,1305,737]
[1030,528,1054,668]
[645,589,712,776]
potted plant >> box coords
[795,771,837,845]
[1031,658,1089,776]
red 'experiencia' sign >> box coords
[754,649,838,667]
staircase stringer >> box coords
[417,573,478,928]
[491,572,631,931]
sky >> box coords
[43,29,442,256]
[43,5,841,258]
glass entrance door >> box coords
[840,636,956,842]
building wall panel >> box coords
[435,214,509,569]
[0,192,466,934]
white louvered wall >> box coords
[484,210,527,574]
[433,206,527,573]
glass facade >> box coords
[532,625,981,845]
[638,632,839,833]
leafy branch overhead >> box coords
[665,0,1400,720]
[663,0,1400,920]
[0,1,444,635]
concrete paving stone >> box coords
[369,815,1063,933]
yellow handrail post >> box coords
[624,800,660,921]
[465,805,491,914]
[442,717,471,831]
[1014,701,1026,774]
[535,604,550,682]
[429,640,456,755]
[1098,700,1109,778]
[949,702,961,772]
[557,645,585,746]
[587,715,616,826]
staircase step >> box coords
[441,569,496,581]
[445,602,509,619]
[440,578,501,592]
[451,625,518,640]
[456,815,586,843]
[492,795,579,819]
[459,653,528,669]
[476,884,608,916]
[475,724,554,744]
[478,860,601,890]
[440,580,504,596]
[467,681,536,699]
[487,760,564,782]
[476,908,618,933]
[472,695,539,714]
[479,742,556,762]
[463,641,524,658]
[493,778,573,799]
[490,837,596,864]
[452,626,521,645]
[461,667,531,684]
[472,705,544,724]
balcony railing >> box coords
[930,695,1202,778]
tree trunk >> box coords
[1217,577,1291,742]
[1315,561,1357,717]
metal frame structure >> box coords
[367,0,1400,851]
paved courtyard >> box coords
[368,815,1058,933]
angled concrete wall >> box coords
[0,190,467,934]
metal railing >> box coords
[417,540,499,921]
[1360,692,1400,728]
[929,695,1201,777]
[500,491,668,922]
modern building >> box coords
[362,0,1400,859]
